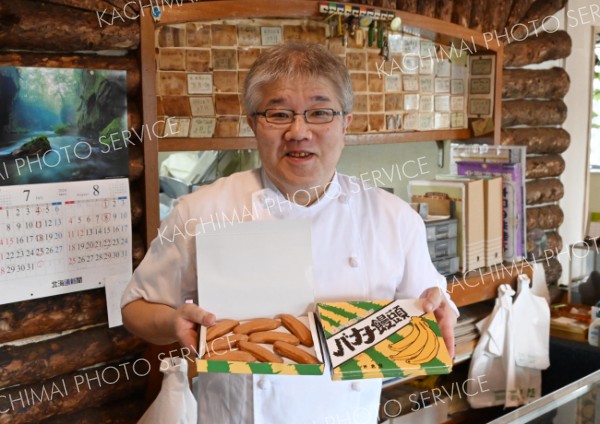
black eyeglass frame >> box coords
[252,108,345,124]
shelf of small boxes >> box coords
[153,17,473,148]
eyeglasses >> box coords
[253,108,344,125]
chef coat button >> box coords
[257,378,269,390]
[338,193,349,204]
[349,256,359,268]
[351,382,361,392]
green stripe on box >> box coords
[248,362,275,374]
[317,304,358,320]
[320,315,341,338]
[349,301,387,313]
[422,357,448,370]
[337,358,363,380]
[365,346,405,378]
[296,364,326,375]
[423,317,442,337]
[206,360,231,373]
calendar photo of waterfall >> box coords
[0,66,129,186]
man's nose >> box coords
[285,114,313,141]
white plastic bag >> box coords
[467,284,515,408]
[505,274,550,407]
[138,357,197,424]
[512,274,550,370]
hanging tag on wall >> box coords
[380,39,389,61]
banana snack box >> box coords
[317,299,453,380]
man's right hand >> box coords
[173,303,216,350]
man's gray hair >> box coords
[242,41,354,116]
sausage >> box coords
[232,318,281,335]
[248,331,300,345]
[273,341,320,364]
[203,349,257,362]
[238,341,284,363]
[279,314,314,347]
[206,319,239,341]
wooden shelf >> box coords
[446,262,533,308]
[157,129,473,152]
[141,0,504,244]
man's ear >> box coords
[343,113,353,133]
[247,115,256,133]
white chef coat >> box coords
[122,168,456,424]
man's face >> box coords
[248,76,352,201]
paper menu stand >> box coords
[195,219,324,376]
[408,179,485,273]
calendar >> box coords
[0,178,132,304]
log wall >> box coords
[0,0,572,421]
[0,1,149,422]
[499,25,571,281]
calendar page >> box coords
[0,178,132,304]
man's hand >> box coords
[172,303,216,351]
[420,287,458,359]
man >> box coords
[122,41,458,423]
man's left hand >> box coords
[420,287,458,359]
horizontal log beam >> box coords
[526,178,564,205]
[0,0,139,52]
[396,0,417,14]
[491,0,508,33]
[451,0,472,27]
[526,154,565,178]
[542,257,562,284]
[129,147,144,181]
[501,128,570,154]
[480,0,498,33]
[436,0,453,22]
[132,232,146,268]
[0,52,140,97]
[40,396,146,424]
[546,230,563,253]
[469,0,484,32]
[505,0,537,30]
[527,205,564,230]
[0,360,147,424]
[0,289,107,344]
[29,0,120,14]
[503,67,570,100]
[503,31,572,67]
[511,0,568,41]
[0,326,145,389]
[417,0,436,18]
[502,100,567,127]
[128,101,142,135]
[131,188,144,227]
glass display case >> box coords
[488,370,600,424]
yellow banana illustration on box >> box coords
[389,316,440,364]
[317,300,452,380]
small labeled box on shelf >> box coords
[424,219,459,276]
[432,256,460,276]
[425,218,458,241]
[427,237,458,260]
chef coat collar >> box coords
[256,167,347,219]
